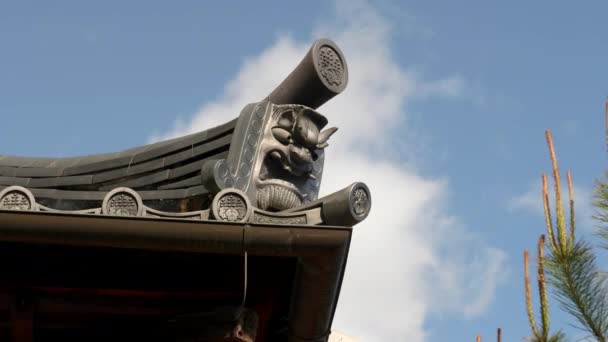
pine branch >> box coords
[524,331,567,342]
[548,332,567,342]
[525,249,540,338]
[546,131,568,253]
[538,236,550,341]
[524,234,568,342]
[546,241,608,341]
[599,98,608,247]
[543,173,559,252]
[540,130,607,341]
[593,175,608,249]
[567,171,575,246]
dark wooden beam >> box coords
[10,295,34,342]
[171,306,258,342]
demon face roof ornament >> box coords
[0,38,370,227]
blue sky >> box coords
[1,1,607,341]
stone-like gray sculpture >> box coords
[202,103,337,213]
[0,38,370,227]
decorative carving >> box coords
[318,45,344,87]
[218,195,247,222]
[253,212,307,225]
[204,103,337,213]
[107,194,138,216]
[212,189,252,222]
[142,207,210,220]
[206,103,267,195]
[37,205,100,215]
[257,183,302,212]
[199,39,351,213]
[352,187,370,216]
[254,104,336,211]
[102,187,143,217]
[1,192,30,210]
[0,186,36,211]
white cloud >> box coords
[157,1,507,340]
[509,178,594,233]
[415,76,467,99]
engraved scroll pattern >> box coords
[253,213,307,225]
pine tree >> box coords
[478,101,608,341]
[538,129,608,341]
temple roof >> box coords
[0,119,236,204]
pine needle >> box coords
[538,235,550,340]
[594,175,608,248]
[567,171,575,246]
[525,249,540,338]
[546,130,568,253]
[547,241,608,340]
[543,174,558,252]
